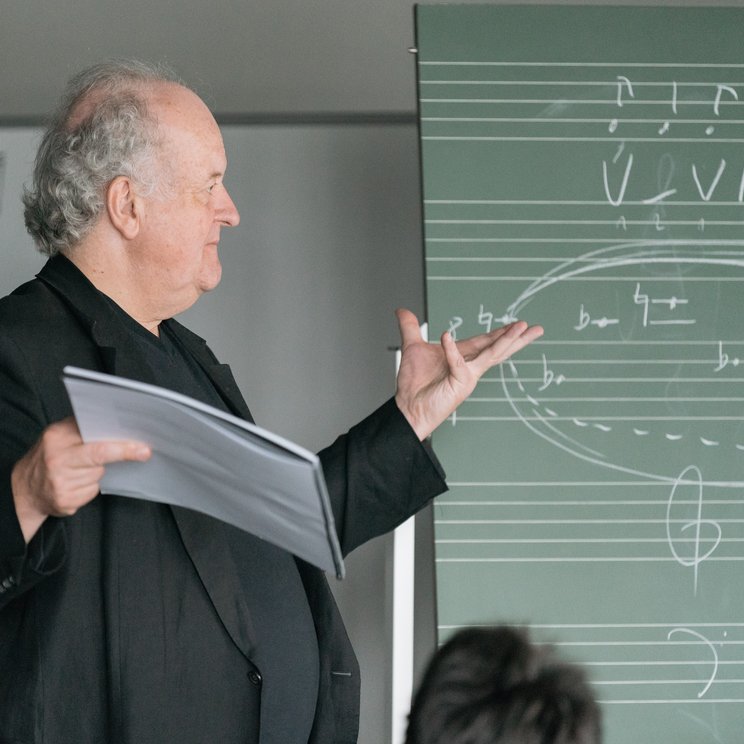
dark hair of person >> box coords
[405,625,602,744]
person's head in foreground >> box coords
[405,625,602,744]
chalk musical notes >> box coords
[666,465,722,595]
[667,627,719,698]
[692,159,727,201]
[447,315,463,339]
[714,341,741,372]
[632,283,694,328]
[607,77,742,140]
[538,353,566,391]
[603,152,633,206]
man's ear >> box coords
[106,176,142,240]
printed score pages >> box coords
[62,366,345,579]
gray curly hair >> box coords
[23,59,183,256]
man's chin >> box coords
[200,254,223,292]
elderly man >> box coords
[0,61,542,744]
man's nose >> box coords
[217,185,240,227]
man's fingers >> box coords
[456,321,523,360]
[468,323,543,376]
[441,329,467,378]
[82,440,151,468]
[396,307,424,347]
[486,324,544,364]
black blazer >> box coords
[0,256,447,744]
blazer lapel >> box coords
[164,319,254,422]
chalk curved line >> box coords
[500,241,744,487]
[527,406,607,460]
[667,627,719,698]
[504,241,744,319]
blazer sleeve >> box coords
[318,397,448,556]
[0,334,67,610]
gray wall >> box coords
[0,0,733,122]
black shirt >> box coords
[103,297,320,744]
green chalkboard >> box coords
[416,5,744,743]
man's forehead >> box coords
[148,83,214,125]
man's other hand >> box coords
[394,308,544,441]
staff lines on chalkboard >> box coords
[506,340,744,345]
[444,478,744,488]
[419,88,744,100]
[425,199,744,206]
[450,416,744,421]
[468,397,744,402]
[420,80,744,87]
[436,518,744,524]
[436,557,744,564]
[444,481,744,487]
[595,679,744,686]
[590,662,744,667]
[436,538,744,545]
[436,499,744,506]
[441,622,744,632]
[419,62,744,69]
[442,505,738,515]
[430,276,744,281]
[447,621,744,626]
[601,699,744,704]
[481,379,744,385]
[427,237,744,243]
[419,98,744,108]
[429,247,744,256]
[554,639,744,647]
[420,97,744,107]
[424,116,744,128]
[436,550,741,559]
[438,500,743,508]
[498,360,734,365]
[427,219,744,226]
[423,135,744,144]
[426,256,728,266]
[428,257,744,264]
[438,503,740,510]
[435,535,744,543]
[422,116,744,126]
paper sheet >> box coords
[62,366,345,578]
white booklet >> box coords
[62,366,345,579]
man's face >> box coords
[131,84,240,318]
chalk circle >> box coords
[500,241,744,487]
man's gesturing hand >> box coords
[11,417,151,543]
[394,308,544,441]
